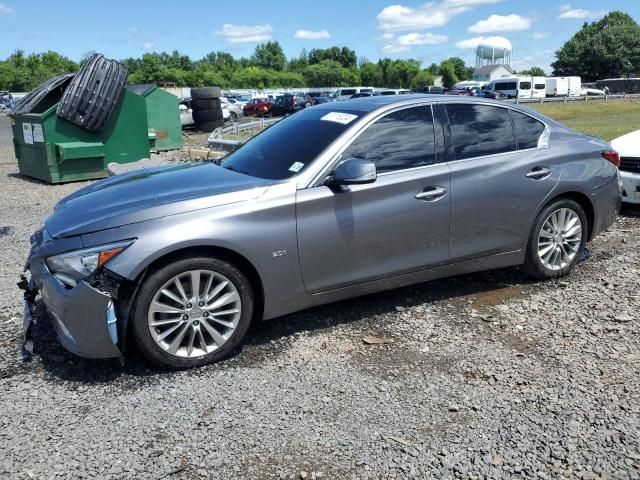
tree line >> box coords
[0,43,477,91]
[0,11,637,92]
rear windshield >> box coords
[341,89,356,96]
[221,108,361,180]
[535,83,545,90]
[519,82,532,90]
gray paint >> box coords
[25,95,621,358]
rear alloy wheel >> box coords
[523,199,588,279]
[229,112,237,122]
[132,257,253,368]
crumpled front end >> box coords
[22,228,123,359]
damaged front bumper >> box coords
[21,238,123,359]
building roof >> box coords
[475,64,515,75]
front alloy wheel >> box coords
[132,257,253,368]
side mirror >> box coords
[328,158,377,186]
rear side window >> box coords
[510,110,546,150]
[445,104,516,160]
[340,105,436,173]
[495,82,517,91]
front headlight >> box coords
[45,240,134,287]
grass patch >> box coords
[527,99,640,141]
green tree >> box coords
[440,63,458,88]
[359,61,383,86]
[552,11,640,80]
[439,57,471,81]
[251,41,286,71]
[308,46,357,68]
[520,66,546,76]
[303,60,359,87]
[410,69,435,89]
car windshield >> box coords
[221,108,361,180]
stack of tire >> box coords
[190,87,224,132]
[56,54,128,132]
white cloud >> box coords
[397,32,448,45]
[557,5,607,19]
[381,31,447,54]
[0,3,13,14]
[294,29,330,40]
[382,44,411,53]
[468,14,532,33]
[533,32,550,39]
[378,32,396,40]
[377,0,503,32]
[142,42,155,50]
[455,36,486,48]
[216,24,273,43]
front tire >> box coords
[131,257,254,368]
[522,199,588,280]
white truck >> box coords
[484,76,533,99]
[545,76,582,97]
[532,76,546,99]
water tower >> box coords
[475,36,512,69]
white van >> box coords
[545,77,582,97]
[532,76,546,98]
[485,77,533,99]
[567,76,582,97]
[332,87,374,100]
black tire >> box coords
[229,112,238,122]
[191,87,222,99]
[131,256,254,369]
[13,73,75,115]
[522,199,588,280]
[196,119,225,131]
[56,53,128,132]
[193,109,223,123]
[191,98,221,111]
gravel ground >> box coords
[1,113,639,479]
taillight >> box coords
[601,150,620,167]
[292,96,296,106]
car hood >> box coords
[611,130,640,157]
[46,163,273,239]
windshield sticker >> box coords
[288,162,304,173]
[321,112,358,125]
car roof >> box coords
[311,94,510,113]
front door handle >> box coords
[526,167,551,180]
[415,186,447,201]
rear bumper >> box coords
[26,257,121,359]
[620,171,640,204]
[591,175,622,238]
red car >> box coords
[242,97,273,117]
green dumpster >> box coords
[11,89,150,183]
[126,84,183,152]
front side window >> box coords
[445,104,516,160]
[510,110,546,150]
[340,105,436,174]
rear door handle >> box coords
[415,186,447,201]
[526,167,551,180]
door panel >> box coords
[442,103,560,260]
[448,150,560,259]
[296,166,451,293]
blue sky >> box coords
[0,0,638,72]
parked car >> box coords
[242,97,272,117]
[611,130,640,204]
[269,93,310,116]
[444,89,473,96]
[333,87,374,101]
[310,96,334,105]
[178,98,194,127]
[350,92,374,98]
[221,97,243,122]
[413,86,445,94]
[23,95,621,368]
[378,89,411,95]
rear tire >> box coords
[522,199,588,280]
[131,256,254,369]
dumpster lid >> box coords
[126,84,157,96]
[13,74,75,116]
